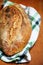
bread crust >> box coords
[0,3,32,56]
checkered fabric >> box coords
[0,1,41,63]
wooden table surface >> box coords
[0,0,43,65]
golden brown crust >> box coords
[0,3,32,56]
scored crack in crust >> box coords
[0,3,32,56]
